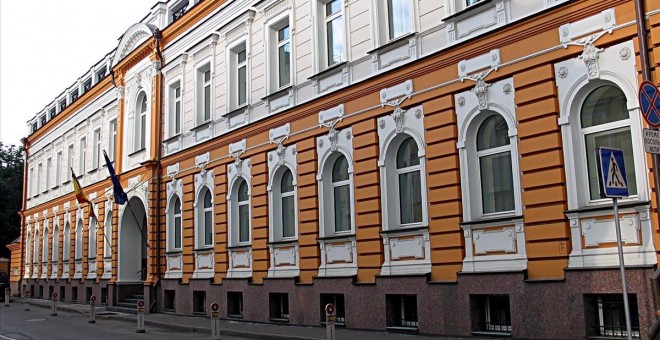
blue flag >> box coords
[103,150,128,205]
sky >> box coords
[0,0,157,147]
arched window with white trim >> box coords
[134,91,148,152]
[33,226,39,264]
[196,188,213,248]
[396,137,423,224]
[476,114,515,215]
[25,231,31,264]
[52,223,59,262]
[104,210,112,257]
[229,179,251,246]
[75,219,83,260]
[63,222,70,262]
[89,217,97,258]
[276,168,296,239]
[42,226,49,263]
[168,196,182,251]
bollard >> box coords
[4,288,10,307]
[136,300,145,333]
[325,303,336,340]
[51,292,58,316]
[88,295,96,323]
[23,291,30,311]
[210,302,221,340]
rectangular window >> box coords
[282,194,295,238]
[237,47,247,106]
[67,144,74,180]
[72,287,78,303]
[386,294,418,329]
[59,286,65,302]
[193,291,206,314]
[45,158,51,191]
[169,81,182,136]
[29,168,35,197]
[71,89,79,102]
[59,99,67,112]
[238,203,250,243]
[40,115,47,127]
[55,151,62,186]
[96,67,107,80]
[276,23,291,88]
[227,292,243,318]
[37,163,42,194]
[49,107,56,119]
[164,290,176,312]
[269,293,289,321]
[472,295,511,334]
[92,129,101,170]
[320,294,345,324]
[325,0,344,67]
[387,0,411,40]
[586,294,639,338]
[79,137,86,174]
[108,119,117,162]
[83,79,92,92]
[204,208,213,246]
[32,122,38,133]
[196,64,212,124]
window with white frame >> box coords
[33,227,39,263]
[29,167,34,197]
[63,222,70,262]
[197,188,213,248]
[25,231,31,264]
[168,81,182,136]
[476,114,515,215]
[135,92,148,151]
[322,0,345,68]
[581,85,637,201]
[269,18,291,90]
[196,63,212,124]
[229,43,248,109]
[52,224,59,262]
[89,217,97,258]
[320,153,353,235]
[37,163,42,194]
[274,168,296,240]
[42,226,49,262]
[67,144,74,181]
[230,179,250,245]
[386,0,412,40]
[78,137,86,174]
[104,210,112,257]
[396,137,423,224]
[75,219,83,260]
[168,196,182,251]
[46,158,51,191]
[109,119,117,162]
[55,151,62,187]
[92,128,101,169]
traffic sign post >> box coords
[325,303,335,340]
[4,288,10,307]
[210,302,221,340]
[596,147,632,340]
[51,292,58,316]
[639,80,660,128]
[23,290,30,311]
[89,295,96,323]
[136,300,145,333]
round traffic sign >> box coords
[639,80,660,128]
[90,295,96,302]
[52,292,58,299]
[24,291,29,297]
[137,300,144,308]
[210,302,219,312]
[325,303,335,315]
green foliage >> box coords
[0,142,24,258]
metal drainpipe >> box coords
[635,0,660,337]
[153,28,164,312]
[19,138,29,297]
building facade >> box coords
[17,0,660,338]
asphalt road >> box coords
[0,304,244,340]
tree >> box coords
[0,142,24,258]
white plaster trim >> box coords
[380,229,431,276]
[461,218,527,273]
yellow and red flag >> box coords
[70,168,89,204]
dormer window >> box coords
[83,79,92,92]
[49,107,56,119]
[97,67,107,80]
[171,1,189,23]
[31,122,37,134]
[40,115,46,127]
[59,99,67,112]
[71,89,79,102]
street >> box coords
[0,303,244,340]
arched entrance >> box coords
[119,197,147,282]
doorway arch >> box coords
[118,197,147,282]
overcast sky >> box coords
[0,0,156,147]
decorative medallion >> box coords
[379,119,386,129]
[318,139,324,148]
[457,96,465,107]
[619,47,631,61]
[415,109,422,119]
[558,66,568,79]
[503,83,512,95]
[345,130,352,140]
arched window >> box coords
[135,92,148,151]
[42,227,49,263]
[237,180,250,243]
[25,231,31,264]
[197,188,213,248]
[581,85,636,200]
[104,210,112,257]
[33,227,39,263]
[52,224,59,262]
[168,196,182,250]
[476,115,514,214]
[89,217,97,258]
[396,137,422,224]
[280,169,296,239]
[331,156,351,232]
[75,219,83,260]
[63,222,70,262]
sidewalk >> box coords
[8,297,471,340]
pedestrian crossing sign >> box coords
[596,147,629,198]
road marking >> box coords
[24,319,46,322]
[1,334,18,340]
